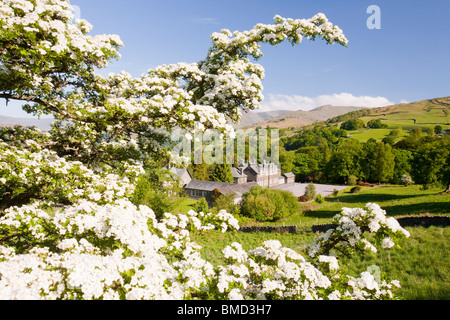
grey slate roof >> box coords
[185,180,258,198]
[217,182,258,198]
[185,180,232,192]
[231,167,246,178]
[170,167,192,186]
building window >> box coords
[190,190,204,197]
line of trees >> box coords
[280,125,450,189]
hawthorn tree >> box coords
[0,0,412,301]
[0,0,348,171]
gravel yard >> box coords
[271,183,349,197]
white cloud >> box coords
[259,92,395,112]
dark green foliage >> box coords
[360,140,395,183]
[381,135,396,145]
[211,164,234,183]
[279,148,296,174]
[326,109,372,124]
[324,139,363,184]
[193,197,209,213]
[131,172,183,219]
[434,125,443,135]
[131,176,174,219]
[213,192,238,214]
[367,119,388,128]
[189,162,209,181]
[277,117,449,189]
[392,149,413,184]
[340,119,365,131]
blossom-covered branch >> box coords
[307,203,411,258]
[1,0,348,168]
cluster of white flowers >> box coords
[344,272,402,300]
[0,199,406,300]
[214,240,335,300]
[0,139,136,206]
[308,203,411,258]
[160,209,239,235]
[318,255,339,271]
[0,198,244,300]
[0,0,122,72]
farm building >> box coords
[180,160,295,204]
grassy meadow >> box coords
[184,184,450,300]
[346,97,450,142]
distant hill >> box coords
[237,105,365,129]
[325,96,450,142]
[3,97,448,136]
[0,115,54,131]
[234,110,290,128]
[327,96,450,128]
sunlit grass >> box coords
[193,184,450,300]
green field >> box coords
[193,226,449,300]
[340,97,450,142]
[190,185,450,300]
[172,197,199,214]
[251,185,450,227]
[348,128,407,143]
[303,184,450,220]
[341,226,450,300]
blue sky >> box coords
[2,0,449,116]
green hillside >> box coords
[329,96,450,142]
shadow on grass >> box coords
[334,191,425,204]
[304,210,340,219]
[304,201,450,219]
[383,202,450,216]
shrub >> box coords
[0,2,411,300]
[193,198,209,213]
[347,175,357,186]
[240,186,300,221]
[131,175,176,219]
[303,183,316,201]
[350,186,362,193]
[434,125,443,135]
[332,189,340,197]
[213,192,238,214]
[315,193,325,204]
[400,174,414,186]
[340,119,365,131]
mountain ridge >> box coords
[0,115,54,131]
[237,105,366,129]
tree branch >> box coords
[0,93,79,121]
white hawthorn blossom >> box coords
[0,0,409,301]
[308,203,411,258]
